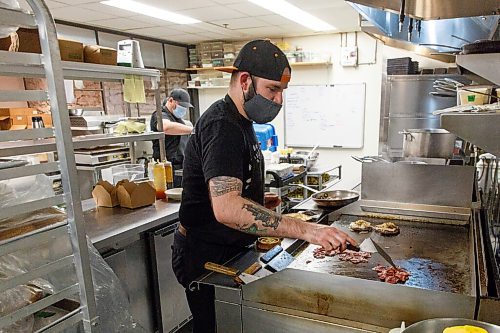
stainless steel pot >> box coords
[399,128,456,159]
[403,318,500,333]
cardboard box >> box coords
[0,108,52,129]
[92,180,119,208]
[84,45,117,65]
[0,116,10,130]
[0,28,41,53]
[58,39,83,62]
[116,179,155,209]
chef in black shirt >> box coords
[172,40,357,332]
[151,88,193,186]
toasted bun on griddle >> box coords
[349,219,372,232]
[374,222,400,236]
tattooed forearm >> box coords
[209,176,242,197]
[242,203,282,230]
[239,223,267,234]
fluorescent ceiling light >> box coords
[248,0,334,31]
[100,0,201,24]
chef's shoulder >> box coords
[195,99,241,134]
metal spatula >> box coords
[359,238,397,268]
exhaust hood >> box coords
[348,0,499,20]
[348,1,499,61]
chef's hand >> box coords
[307,225,357,252]
[264,192,281,210]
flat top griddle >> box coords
[289,214,473,295]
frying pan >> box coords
[311,190,359,208]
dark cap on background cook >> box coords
[167,88,193,108]
[219,39,291,83]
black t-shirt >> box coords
[151,109,186,165]
[179,95,264,247]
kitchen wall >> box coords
[194,32,455,188]
[0,77,27,108]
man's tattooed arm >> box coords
[209,176,300,237]
[242,203,281,230]
[209,176,242,197]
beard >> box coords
[243,81,256,102]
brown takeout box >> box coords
[84,45,117,65]
[116,179,155,209]
[92,180,119,208]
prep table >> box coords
[83,199,190,333]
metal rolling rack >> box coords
[0,1,164,332]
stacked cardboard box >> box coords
[0,108,52,130]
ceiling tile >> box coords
[50,5,118,22]
[238,26,286,38]
[168,24,209,34]
[79,3,137,17]
[164,34,207,44]
[89,17,158,30]
[212,0,246,4]
[178,6,246,21]
[56,0,99,4]
[42,1,69,10]
[210,17,268,30]
[227,2,271,16]
[128,14,178,26]
[124,26,186,38]
[258,15,294,26]
[138,0,217,11]
[289,0,347,10]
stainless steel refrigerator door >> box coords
[151,223,192,332]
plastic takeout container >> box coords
[110,164,144,184]
[458,86,492,105]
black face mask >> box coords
[242,76,282,124]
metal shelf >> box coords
[290,61,332,67]
[0,195,65,220]
[0,222,68,256]
[456,53,500,86]
[0,50,161,82]
[441,112,500,156]
[0,132,164,158]
[0,7,36,28]
[0,284,80,330]
[0,128,54,141]
[0,161,59,181]
[187,86,228,89]
[0,89,48,102]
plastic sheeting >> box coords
[0,227,145,332]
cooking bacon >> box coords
[312,247,371,264]
[372,265,410,284]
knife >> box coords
[370,238,397,268]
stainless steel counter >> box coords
[82,199,180,251]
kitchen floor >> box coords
[176,320,193,332]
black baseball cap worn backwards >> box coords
[219,40,291,84]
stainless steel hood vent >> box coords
[348,0,500,20]
[348,2,499,59]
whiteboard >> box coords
[284,84,366,148]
